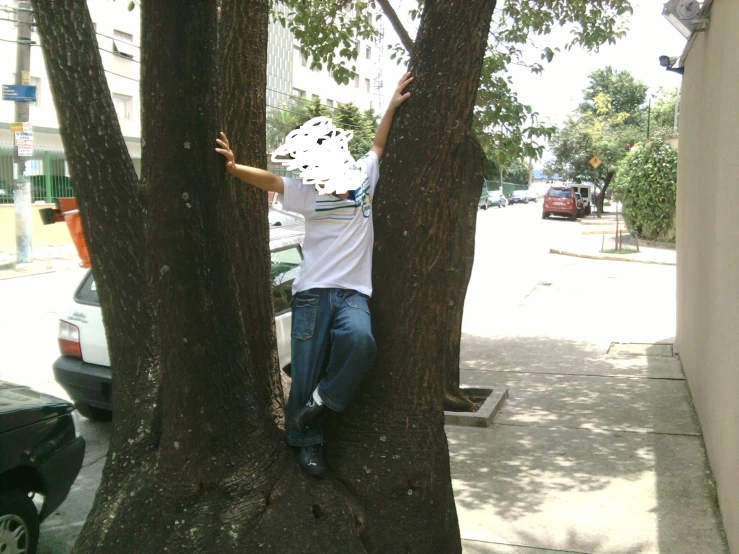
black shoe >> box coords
[298,444,326,478]
[294,397,328,433]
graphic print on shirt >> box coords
[310,165,372,224]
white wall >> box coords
[676,1,739,552]
[0,0,140,140]
[291,37,380,112]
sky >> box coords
[379,0,688,164]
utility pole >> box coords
[13,1,33,264]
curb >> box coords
[444,387,508,428]
[549,248,676,266]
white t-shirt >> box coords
[282,151,380,297]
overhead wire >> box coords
[0,15,376,129]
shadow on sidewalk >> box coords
[451,334,729,554]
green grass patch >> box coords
[602,248,638,255]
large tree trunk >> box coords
[595,171,615,216]
[324,1,497,551]
[34,0,496,551]
[444,137,486,413]
[34,2,360,553]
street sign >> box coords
[2,84,37,103]
[589,155,602,169]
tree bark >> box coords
[444,136,485,413]
[30,0,160,476]
[376,0,414,53]
[324,1,497,551]
[33,2,362,553]
[595,170,615,216]
[33,0,497,551]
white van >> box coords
[53,226,304,419]
[570,184,593,215]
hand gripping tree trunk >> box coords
[323,0,497,551]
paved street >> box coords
[2,202,726,553]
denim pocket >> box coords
[292,292,319,340]
[344,293,371,315]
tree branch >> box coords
[377,0,414,53]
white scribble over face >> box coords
[270,117,365,195]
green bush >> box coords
[614,141,677,242]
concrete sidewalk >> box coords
[0,244,81,280]
[452,256,728,553]
[549,214,676,266]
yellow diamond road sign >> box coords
[589,155,602,169]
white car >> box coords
[268,205,303,227]
[53,226,304,419]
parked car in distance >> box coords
[53,227,304,419]
[575,193,584,218]
[570,184,593,215]
[268,205,303,227]
[526,190,539,203]
[478,192,492,210]
[486,190,506,208]
[0,381,86,554]
[542,186,578,221]
[509,190,529,205]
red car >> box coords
[542,187,579,221]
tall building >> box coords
[267,4,294,111]
[0,0,142,205]
[289,35,379,112]
[0,1,382,203]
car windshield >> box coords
[548,189,572,198]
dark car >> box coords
[0,381,85,554]
[487,190,506,208]
[509,190,529,204]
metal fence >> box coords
[0,143,146,205]
[484,179,529,197]
[0,143,74,204]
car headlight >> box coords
[71,409,82,439]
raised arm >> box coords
[370,72,413,161]
[216,132,284,194]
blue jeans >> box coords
[286,288,377,447]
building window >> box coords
[365,78,371,93]
[365,46,371,60]
[354,75,360,88]
[327,99,334,108]
[112,93,133,120]
[292,88,306,99]
[114,29,134,43]
[112,30,135,60]
[293,46,307,67]
[312,94,320,101]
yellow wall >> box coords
[676,1,739,551]
[0,204,73,250]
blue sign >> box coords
[2,85,37,103]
